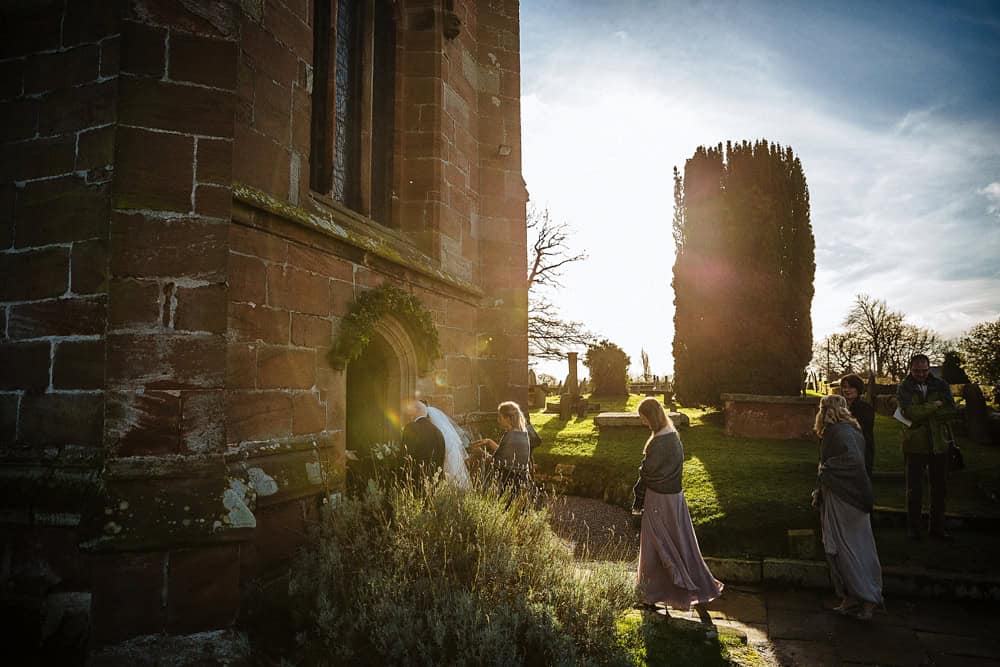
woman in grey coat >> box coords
[813,394,883,620]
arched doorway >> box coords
[344,316,419,488]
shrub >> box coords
[283,479,637,666]
[584,340,630,397]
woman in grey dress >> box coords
[813,394,883,620]
[472,401,532,495]
[633,397,722,635]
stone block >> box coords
[13,176,109,248]
[226,343,257,389]
[100,35,120,78]
[196,138,234,185]
[194,184,232,219]
[252,74,291,143]
[62,0,120,45]
[181,390,225,453]
[0,6,61,60]
[787,528,818,559]
[762,558,831,588]
[91,551,168,643]
[0,135,76,183]
[0,59,24,98]
[113,128,194,212]
[37,80,116,135]
[174,284,228,333]
[24,44,99,94]
[722,394,820,440]
[76,125,116,172]
[292,391,325,434]
[267,265,329,316]
[106,333,225,390]
[0,341,51,391]
[227,253,267,304]
[105,389,182,455]
[7,296,106,339]
[19,393,104,447]
[118,77,235,138]
[702,557,763,584]
[226,390,292,443]
[257,346,315,389]
[229,223,288,263]
[232,125,291,199]
[120,20,166,77]
[0,392,18,442]
[287,244,354,282]
[229,303,289,344]
[53,339,105,390]
[0,98,38,142]
[241,19,298,85]
[290,313,333,348]
[168,32,238,90]
[108,278,161,328]
[166,545,241,634]
[70,239,109,295]
[263,0,312,59]
[110,213,227,280]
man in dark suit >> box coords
[401,399,445,481]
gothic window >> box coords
[311,0,397,227]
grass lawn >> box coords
[616,610,768,666]
[532,394,1000,573]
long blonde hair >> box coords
[814,394,860,436]
[638,397,675,451]
[498,401,526,432]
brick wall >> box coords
[0,0,120,653]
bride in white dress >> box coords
[426,406,472,488]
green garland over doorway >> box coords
[328,284,442,373]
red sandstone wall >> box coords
[0,0,120,651]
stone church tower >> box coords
[0,0,527,655]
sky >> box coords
[519,0,1000,381]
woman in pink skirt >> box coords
[632,397,723,634]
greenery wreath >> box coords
[328,284,442,373]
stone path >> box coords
[551,495,1000,666]
[678,584,1000,666]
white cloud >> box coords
[981,181,1000,218]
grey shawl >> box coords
[818,422,873,513]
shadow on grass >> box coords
[619,610,761,666]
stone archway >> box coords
[344,315,419,457]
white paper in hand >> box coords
[893,406,912,427]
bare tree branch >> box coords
[526,206,588,290]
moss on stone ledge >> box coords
[232,183,481,296]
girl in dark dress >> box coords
[472,401,532,495]
[633,397,722,635]
[840,373,875,476]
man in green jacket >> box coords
[897,354,957,540]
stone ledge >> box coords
[714,557,1000,601]
[594,412,690,429]
[233,183,483,299]
[721,394,820,405]
[89,629,250,666]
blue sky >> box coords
[520,0,1000,379]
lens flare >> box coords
[434,370,448,387]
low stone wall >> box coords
[594,412,690,429]
[721,394,819,440]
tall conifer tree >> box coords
[672,141,815,404]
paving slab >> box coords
[835,622,927,665]
[768,607,837,642]
[771,638,839,667]
[706,587,768,624]
[916,632,1000,660]
[765,588,825,611]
